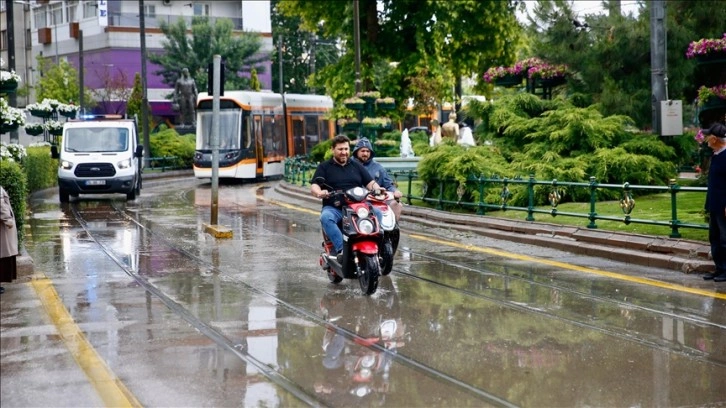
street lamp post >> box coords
[139,0,150,161]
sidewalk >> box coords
[275,181,714,274]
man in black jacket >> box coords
[702,122,726,281]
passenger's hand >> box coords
[373,189,384,196]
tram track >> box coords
[259,206,726,369]
[66,199,519,407]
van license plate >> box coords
[86,180,106,186]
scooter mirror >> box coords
[313,176,326,185]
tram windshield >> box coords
[197,110,243,150]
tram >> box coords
[193,91,334,179]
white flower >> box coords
[45,119,63,131]
[0,69,22,84]
[0,142,27,162]
[26,100,54,113]
[1,98,27,127]
[57,103,79,113]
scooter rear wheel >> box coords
[358,254,380,295]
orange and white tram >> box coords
[193,91,334,179]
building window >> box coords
[34,9,48,28]
[144,5,156,17]
[68,2,78,22]
[50,4,63,25]
[0,30,6,51]
[193,3,210,16]
[25,28,32,49]
[83,2,97,19]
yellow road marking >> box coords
[409,233,726,300]
[31,275,142,408]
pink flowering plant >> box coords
[483,66,521,83]
[527,63,569,80]
[685,33,726,59]
[697,84,726,105]
[511,57,544,75]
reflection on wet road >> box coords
[11,179,726,407]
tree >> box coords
[271,0,340,94]
[92,65,132,114]
[148,17,268,93]
[525,0,726,128]
[126,73,143,119]
[277,1,522,110]
[36,57,93,106]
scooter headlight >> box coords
[358,219,375,234]
[356,207,370,219]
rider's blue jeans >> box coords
[320,205,382,254]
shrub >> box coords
[0,160,27,249]
[23,144,57,193]
[149,128,195,168]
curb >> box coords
[275,181,714,274]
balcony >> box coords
[106,12,243,31]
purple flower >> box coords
[685,33,726,58]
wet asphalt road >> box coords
[1,177,725,407]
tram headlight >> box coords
[358,219,375,234]
[356,207,370,219]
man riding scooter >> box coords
[311,135,384,264]
[351,138,403,220]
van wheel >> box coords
[59,188,70,203]
[126,189,136,200]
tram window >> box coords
[292,117,305,156]
[305,116,319,152]
[319,118,330,142]
[242,113,252,149]
[197,109,241,150]
[263,116,276,155]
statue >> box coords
[173,68,198,127]
[441,112,459,141]
[400,128,415,158]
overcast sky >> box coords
[518,0,641,21]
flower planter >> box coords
[699,96,726,111]
[0,123,20,134]
[344,102,365,110]
[494,74,523,87]
[696,51,726,64]
[59,111,77,119]
[25,126,45,136]
[48,127,64,136]
[538,76,567,87]
[30,109,53,118]
[0,80,18,93]
[376,102,396,110]
[343,122,361,131]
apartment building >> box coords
[1,0,272,120]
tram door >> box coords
[253,115,263,174]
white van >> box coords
[51,115,144,203]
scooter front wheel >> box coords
[358,254,380,295]
[379,238,394,276]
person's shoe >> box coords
[714,273,726,282]
[336,251,344,264]
[703,273,717,280]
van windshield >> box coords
[65,128,129,153]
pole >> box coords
[211,55,221,226]
[79,30,84,112]
[650,0,666,135]
[278,35,284,94]
[353,0,361,94]
[6,0,18,143]
[139,0,151,160]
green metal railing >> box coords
[283,157,708,238]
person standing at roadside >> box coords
[441,112,459,141]
[0,186,19,294]
[702,122,726,282]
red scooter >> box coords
[315,177,382,295]
[367,191,400,276]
